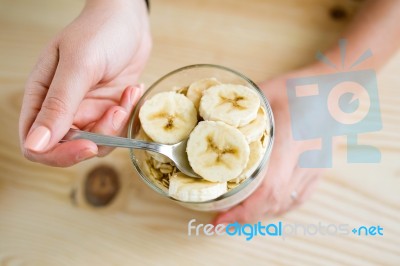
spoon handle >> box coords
[61,128,162,153]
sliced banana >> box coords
[260,129,271,148]
[136,127,152,141]
[139,91,197,144]
[199,84,260,127]
[169,172,227,202]
[136,125,175,164]
[186,78,221,109]
[172,85,189,96]
[187,121,250,182]
[239,107,268,143]
[147,151,173,164]
[227,182,241,190]
[229,140,265,184]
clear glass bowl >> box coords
[128,64,274,211]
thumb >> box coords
[24,57,93,152]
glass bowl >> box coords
[128,64,274,211]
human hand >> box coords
[213,0,400,223]
[19,0,151,166]
[213,67,327,224]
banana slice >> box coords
[172,85,189,96]
[260,129,271,148]
[229,140,265,184]
[239,107,268,143]
[169,172,227,202]
[136,127,152,141]
[186,78,221,109]
[199,84,260,127]
[139,91,197,144]
[147,151,173,164]
[187,121,250,182]
[136,127,174,164]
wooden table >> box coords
[1,0,399,265]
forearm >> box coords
[315,0,400,71]
[81,0,149,26]
[85,0,146,9]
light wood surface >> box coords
[1,0,399,265]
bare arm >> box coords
[214,0,400,224]
[318,0,400,71]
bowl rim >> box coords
[127,63,275,204]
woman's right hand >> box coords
[19,0,152,167]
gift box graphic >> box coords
[286,40,382,168]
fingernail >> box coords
[139,83,145,91]
[112,109,127,130]
[76,148,98,161]
[24,126,51,152]
[130,85,143,106]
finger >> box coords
[296,174,320,204]
[72,83,144,128]
[72,98,117,129]
[213,144,297,224]
[89,85,143,156]
[90,106,129,157]
[23,139,98,167]
[120,83,144,110]
[271,179,318,218]
[212,183,273,225]
[214,173,320,225]
[19,43,59,151]
[288,171,321,208]
[23,53,93,154]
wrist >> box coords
[84,0,147,15]
[82,0,149,33]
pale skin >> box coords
[19,0,400,222]
[19,0,151,165]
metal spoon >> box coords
[61,128,200,178]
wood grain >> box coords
[0,0,399,265]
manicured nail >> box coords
[24,126,51,152]
[139,83,145,91]
[76,148,98,161]
[112,109,127,130]
[130,85,143,106]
